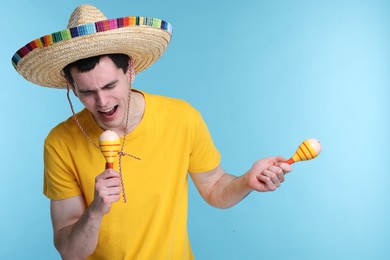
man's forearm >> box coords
[54,208,103,260]
[206,173,253,209]
[205,158,291,209]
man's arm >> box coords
[189,156,292,209]
[50,169,121,259]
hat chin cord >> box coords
[66,82,141,203]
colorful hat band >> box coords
[12,16,173,68]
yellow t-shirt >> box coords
[44,90,220,259]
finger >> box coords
[96,186,121,200]
[275,162,292,173]
[100,193,121,205]
[268,165,285,182]
[256,174,277,191]
[265,166,284,181]
[263,169,281,187]
[106,186,122,196]
[96,169,120,181]
[275,155,287,162]
[95,175,120,188]
[105,176,121,188]
[95,175,121,195]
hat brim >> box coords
[12,17,172,89]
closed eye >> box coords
[76,80,119,96]
[78,90,95,96]
[103,82,117,90]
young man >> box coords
[12,4,291,259]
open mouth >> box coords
[99,105,118,117]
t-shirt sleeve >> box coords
[43,131,82,200]
[188,110,220,173]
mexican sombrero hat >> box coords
[11,4,173,89]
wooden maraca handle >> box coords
[285,158,296,165]
[105,162,114,169]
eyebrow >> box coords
[77,80,119,94]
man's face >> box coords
[70,56,132,133]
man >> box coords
[12,4,291,259]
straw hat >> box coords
[12,4,173,88]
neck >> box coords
[121,89,145,136]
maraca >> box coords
[99,130,121,169]
[285,138,321,164]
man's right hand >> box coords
[90,169,122,216]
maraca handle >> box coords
[285,158,295,165]
[105,162,114,169]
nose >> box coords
[96,91,109,107]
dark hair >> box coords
[63,53,130,85]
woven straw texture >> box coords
[12,4,172,89]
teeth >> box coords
[100,107,114,113]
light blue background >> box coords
[1,0,389,259]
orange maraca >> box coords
[285,138,322,164]
[99,130,121,169]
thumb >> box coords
[274,155,288,163]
